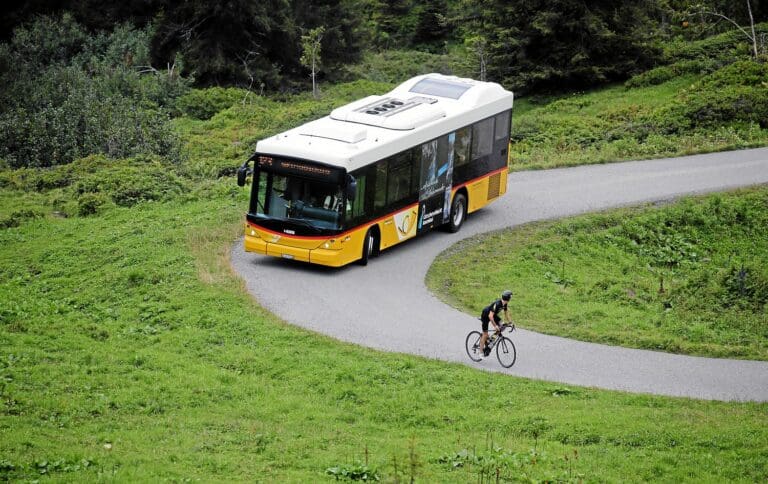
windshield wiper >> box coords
[286,217,324,234]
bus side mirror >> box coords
[346,175,357,202]
[237,167,247,187]
[237,164,249,187]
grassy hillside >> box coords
[510,27,768,170]
[2,182,767,482]
[2,28,768,481]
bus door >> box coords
[417,133,454,233]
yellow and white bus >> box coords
[237,74,514,267]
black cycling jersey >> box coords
[480,299,507,331]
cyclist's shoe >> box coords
[483,346,491,357]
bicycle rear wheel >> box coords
[465,331,483,362]
[496,336,517,368]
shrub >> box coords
[76,192,109,216]
[73,156,188,207]
[719,265,768,311]
[624,59,717,89]
[625,65,678,89]
[343,50,455,83]
[644,61,768,134]
[0,209,42,229]
[0,88,183,168]
[664,23,768,65]
[176,87,248,120]
[0,15,190,168]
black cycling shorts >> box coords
[480,316,498,332]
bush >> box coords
[650,61,768,133]
[0,209,42,229]
[73,157,189,207]
[719,265,768,311]
[77,192,109,216]
[0,15,190,168]
[176,87,248,120]
[344,50,455,83]
[624,59,717,89]
[664,23,768,64]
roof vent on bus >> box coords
[331,95,445,130]
[356,97,422,117]
[364,99,406,116]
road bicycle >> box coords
[465,323,517,368]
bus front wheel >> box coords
[446,193,467,233]
[359,228,378,266]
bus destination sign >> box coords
[257,155,341,181]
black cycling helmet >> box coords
[501,290,513,301]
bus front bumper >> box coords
[244,232,348,267]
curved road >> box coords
[232,148,768,402]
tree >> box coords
[688,1,764,59]
[0,0,365,90]
[300,26,325,98]
[460,0,664,93]
[413,0,450,48]
[464,35,489,81]
[292,0,363,80]
[150,0,294,88]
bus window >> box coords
[471,117,494,160]
[495,110,510,141]
[349,174,366,219]
[374,162,387,211]
[258,173,342,229]
[265,175,288,218]
[454,126,471,168]
[387,151,413,205]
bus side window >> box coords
[495,110,511,141]
[374,163,387,212]
[349,175,366,219]
[387,152,412,205]
[471,117,494,160]
[454,126,471,168]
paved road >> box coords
[231,148,768,402]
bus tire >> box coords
[446,193,467,233]
[359,228,378,266]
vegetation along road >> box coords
[232,147,768,402]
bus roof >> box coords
[254,74,514,174]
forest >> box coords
[4,0,767,90]
[1,0,766,171]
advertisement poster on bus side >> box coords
[417,133,454,233]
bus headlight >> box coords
[321,239,338,250]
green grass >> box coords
[427,188,768,360]
[511,71,768,170]
[1,189,767,482]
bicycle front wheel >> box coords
[465,331,483,362]
[496,336,517,368]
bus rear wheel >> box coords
[359,228,378,266]
[446,193,467,233]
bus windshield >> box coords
[255,172,344,230]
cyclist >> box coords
[479,290,513,357]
